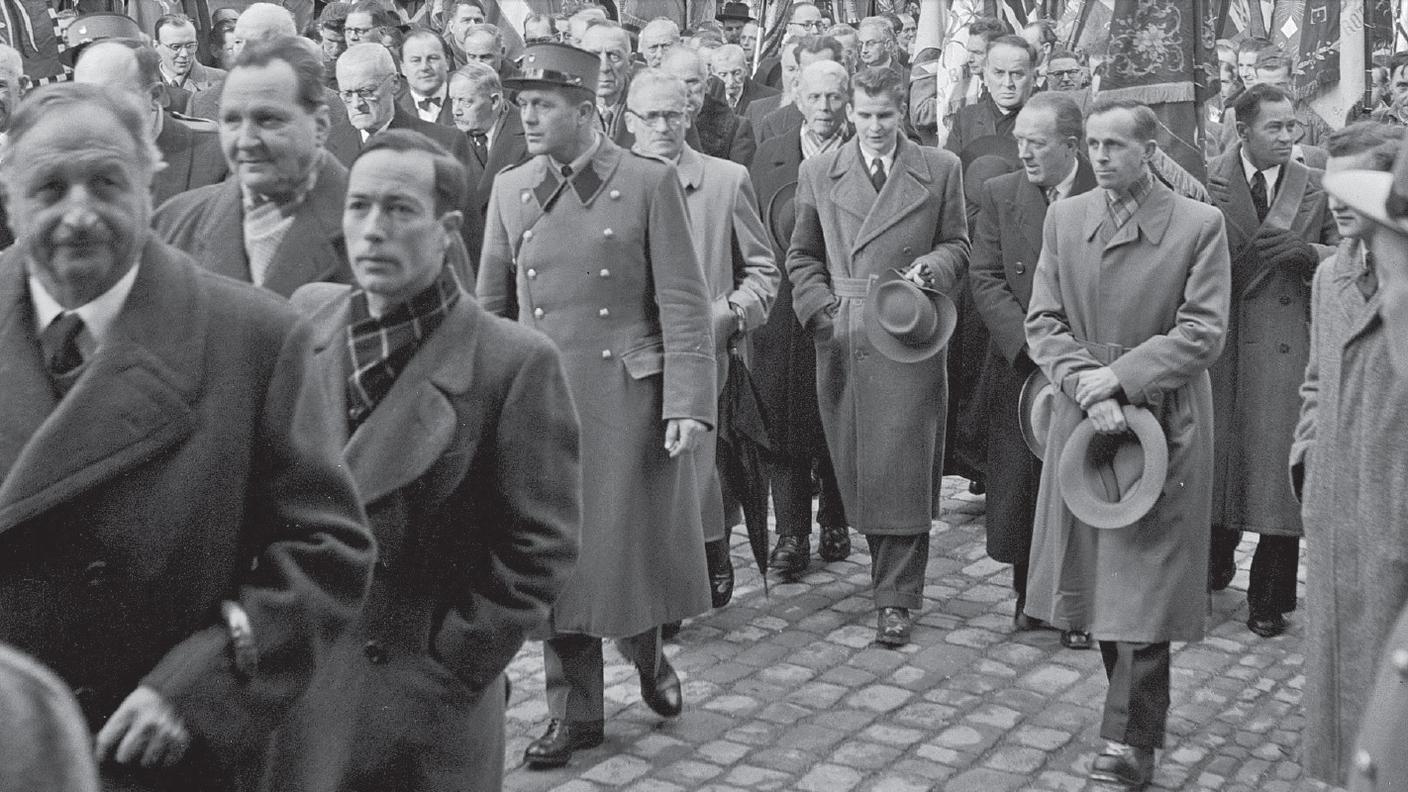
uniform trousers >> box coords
[865,533,930,611]
[1212,529,1300,616]
[769,454,847,538]
[543,628,663,723]
[1099,640,1171,750]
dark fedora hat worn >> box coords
[63,12,142,65]
[862,269,956,363]
[1018,368,1056,460]
[716,2,755,21]
[1058,405,1168,530]
[504,41,600,96]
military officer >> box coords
[476,42,717,770]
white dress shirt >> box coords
[1240,150,1281,204]
[29,261,141,360]
[409,85,448,123]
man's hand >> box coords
[1075,367,1121,409]
[1253,228,1317,275]
[665,418,710,458]
[1086,399,1128,434]
[901,261,929,286]
[95,685,190,769]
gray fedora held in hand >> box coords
[1058,405,1169,530]
[862,269,956,364]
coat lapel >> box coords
[1266,159,1309,231]
[1014,177,1046,258]
[0,251,58,485]
[0,240,203,534]
[261,154,350,297]
[851,138,931,255]
[1206,145,1261,257]
[194,179,251,282]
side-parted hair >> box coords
[1325,121,1404,168]
[403,27,452,58]
[792,33,841,64]
[7,82,160,172]
[153,12,195,41]
[449,60,501,96]
[967,16,1007,41]
[233,35,327,112]
[1023,91,1084,142]
[986,34,1035,66]
[1231,81,1291,127]
[1087,96,1157,143]
[851,64,904,106]
[355,129,468,215]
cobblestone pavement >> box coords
[502,477,1341,792]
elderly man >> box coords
[628,68,778,608]
[712,43,777,115]
[155,36,355,296]
[154,13,224,93]
[755,36,841,146]
[271,130,580,792]
[1024,98,1231,789]
[0,44,23,249]
[477,42,715,769]
[638,18,680,67]
[969,92,1096,650]
[947,34,1034,158]
[335,44,473,169]
[856,16,901,75]
[1206,82,1337,636]
[0,81,373,792]
[788,66,969,646]
[397,30,454,127]
[74,40,227,208]
[462,23,519,83]
[449,61,528,274]
[662,44,755,165]
[751,60,852,576]
[580,21,634,146]
[1295,122,1408,788]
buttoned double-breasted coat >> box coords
[267,283,581,792]
[1206,146,1337,537]
[787,137,969,535]
[1023,179,1231,643]
[0,239,374,792]
[477,136,716,638]
[1293,241,1408,784]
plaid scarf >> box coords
[344,265,461,428]
[1101,171,1154,243]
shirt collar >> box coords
[29,258,141,351]
[858,139,895,173]
[409,84,447,103]
[1240,148,1281,195]
[1104,169,1154,205]
[1052,158,1079,199]
[550,130,602,176]
[159,61,186,86]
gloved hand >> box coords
[1254,229,1317,276]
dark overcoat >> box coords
[0,239,374,792]
[1206,146,1337,537]
[1294,241,1408,784]
[968,161,1095,563]
[152,112,227,209]
[476,137,716,637]
[267,284,581,792]
[787,137,969,535]
[1023,180,1230,643]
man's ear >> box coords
[439,208,463,236]
[312,103,332,146]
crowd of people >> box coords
[0,0,1407,791]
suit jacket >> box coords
[756,101,803,144]
[945,93,1010,158]
[0,239,373,791]
[463,110,529,277]
[395,84,455,128]
[169,60,225,94]
[787,137,969,533]
[744,94,787,141]
[271,282,580,792]
[153,151,354,297]
[732,76,779,115]
[152,112,227,208]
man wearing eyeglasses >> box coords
[335,44,473,169]
[1205,82,1338,638]
[154,14,224,94]
[751,0,826,89]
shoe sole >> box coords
[1089,772,1148,790]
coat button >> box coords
[520,191,532,203]
[603,228,614,239]
[602,349,613,359]
[83,560,108,586]
[1016,261,1026,275]
[599,268,611,278]
[1393,648,1408,676]
[1278,343,1291,353]
[533,307,544,318]
[1355,750,1375,778]
[903,246,912,254]
[609,189,621,199]
[855,349,867,360]
[527,268,537,279]
[523,230,533,241]
[598,307,610,317]
[363,641,388,665]
[1280,295,1292,305]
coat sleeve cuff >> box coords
[663,350,718,427]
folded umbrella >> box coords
[716,344,776,594]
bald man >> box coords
[74,39,227,207]
[711,43,778,115]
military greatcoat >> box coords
[1023,180,1230,643]
[477,136,717,638]
[787,137,969,535]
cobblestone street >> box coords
[502,478,1340,792]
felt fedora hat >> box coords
[716,2,755,21]
[863,269,956,363]
[764,181,797,251]
[1018,368,1057,460]
[504,42,600,96]
[1058,405,1168,530]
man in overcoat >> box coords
[476,42,717,769]
[628,69,779,607]
[969,91,1095,649]
[788,66,969,647]
[273,130,581,792]
[0,82,374,792]
[748,60,852,576]
[1023,97,1231,789]
[1206,82,1337,636]
[1294,122,1408,786]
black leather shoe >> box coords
[705,539,734,608]
[818,524,851,562]
[1089,742,1154,789]
[639,656,683,718]
[875,607,912,647]
[1209,560,1236,591]
[1247,612,1286,638]
[769,535,810,575]
[1061,629,1093,650]
[523,719,605,769]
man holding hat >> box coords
[477,41,716,769]
[787,65,968,648]
[1023,97,1230,789]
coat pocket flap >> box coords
[621,338,665,379]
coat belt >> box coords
[832,276,871,299]
[1079,339,1132,366]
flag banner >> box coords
[1292,0,1340,99]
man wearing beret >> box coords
[477,42,717,769]
[1024,97,1230,789]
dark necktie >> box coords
[417,95,442,114]
[40,312,86,395]
[869,157,886,193]
[468,131,488,166]
[1250,169,1269,223]
[1358,249,1379,301]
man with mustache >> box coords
[1205,82,1337,637]
[0,80,373,792]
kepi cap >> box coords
[505,42,599,96]
[63,12,142,65]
